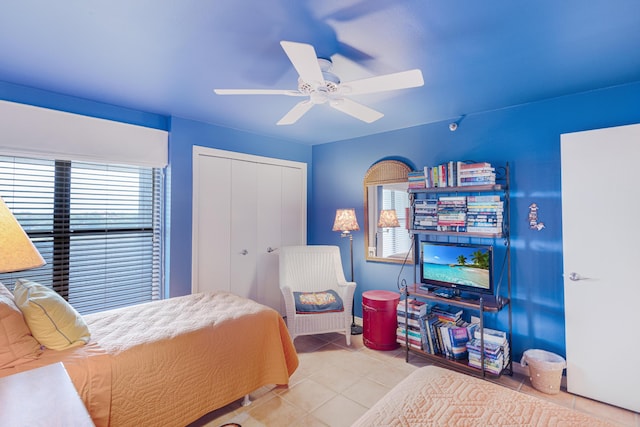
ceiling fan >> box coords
[214,41,424,125]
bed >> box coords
[352,365,614,426]
[0,290,299,427]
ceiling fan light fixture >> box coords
[214,40,424,125]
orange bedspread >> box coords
[1,292,298,427]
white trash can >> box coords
[520,349,566,394]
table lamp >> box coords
[0,196,45,274]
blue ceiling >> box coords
[1,1,639,145]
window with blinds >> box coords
[0,156,163,315]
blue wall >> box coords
[310,81,640,361]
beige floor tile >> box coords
[574,395,639,427]
[278,378,337,413]
[332,348,388,376]
[489,371,525,391]
[288,413,330,427]
[364,361,418,389]
[342,376,393,408]
[311,394,369,427]
[520,381,576,409]
[308,363,362,393]
[294,335,333,352]
[245,395,305,427]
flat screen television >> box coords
[419,242,494,296]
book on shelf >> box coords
[473,327,507,344]
[431,304,463,320]
[397,326,422,343]
[419,161,498,189]
[467,195,501,203]
[397,298,429,317]
[418,314,434,354]
[408,170,427,189]
[459,162,492,170]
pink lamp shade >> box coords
[377,209,400,228]
[0,196,46,273]
[332,208,360,233]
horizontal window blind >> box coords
[0,156,163,314]
[381,189,411,257]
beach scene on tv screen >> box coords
[422,245,490,289]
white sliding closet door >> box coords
[561,123,640,412]
[193,155,231,293]
[192,147,307,315]
[230,160,258,301]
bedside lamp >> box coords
[332,208,362,335]
[0,196,45,274]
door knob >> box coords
[568,272,588,281]
[267,247,278,253]
[240,249,248,255]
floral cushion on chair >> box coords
[293,289,344,314]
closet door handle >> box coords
[266,247,278,253]
[240,249,248,255]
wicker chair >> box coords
[279,245,356,346]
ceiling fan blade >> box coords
[330,98,384,123]
[280,41,325,85]
[340,69,424,95]
[214,89,303,96]
[277,100,314,125]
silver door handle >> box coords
[267,247,278,253]
[240,249,248,255]
[568,272,589,281]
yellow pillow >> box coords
[13,279,90,350]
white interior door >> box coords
[281,166,305,247]
[256,163,283,312]
[561,123,640,412]
[192,155,231,293]
[230,160,258,300]
[192,147,307,314]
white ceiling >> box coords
[1,1,639,145]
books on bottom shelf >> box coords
[466,327,510,374]
[397,326,422,350]
[409,305,478,360]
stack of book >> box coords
[466,327,510,374]
[421,161,498,188]
[417,304,477,360]
[466,195,504,234]
[424,161,460,188]
[437,196,467,232]
[413,198,438,230]
[458,162,496,187]
[408,170,426,189]
[397,299,429,350]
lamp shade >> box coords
[377,209,400,228]
[332,208,360,233]
[0,197,45,273]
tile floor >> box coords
[191,332,639,427]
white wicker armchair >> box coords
[279,245,356,346]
